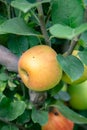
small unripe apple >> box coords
[18,45,62,91]
[42,107,74,130]
[62,50,87,85]
[67,80,87,110]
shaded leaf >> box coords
[49,81,64,97]
[1,125,18,130]
[54,91,70,101]
[80,31,87,47]
[28,36,39,47]
[78,50,87,65]
[0,73,8,81]
[57,54,84,81]
[17,110,31,124]
[51,101,87,124]
[8,35,29,56]
[51,0,84,28]
[31,108,48,125]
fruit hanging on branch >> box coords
[67,80,87,110]
[42,107,74,130]
[18,45,62,91]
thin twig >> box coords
[63,36,80,56]
[45,6,51,24]
[36,0,51,46]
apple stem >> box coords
[29,89,47,108]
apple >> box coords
[62,50,87,85]
[42,107,74,130]
[18,45,62,91]
[67,80,87,110]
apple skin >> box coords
[67,80,87,110]
[18,45,62,91]
[42,107,74,130]
[62,50,87,85]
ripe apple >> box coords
[42,107,74,130]
[18,45,62,91]
[67,80,87,110]
[62,50,87,85]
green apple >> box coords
[18,45,62,91]
[67,80,87,110]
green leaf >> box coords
[0,81,6,92]
[0,17,37,36]
[57,54,84,81]
[0,15,7,24]
[17,110,31,124]
[0,73,8,81]
[50,24,73,39]
[54,91,70,101]
[51,101,87,124]
[8,80,17,90]
[1,125,18,130]
[11,0,50,13]
[78,50,87,65]
[0,95,26,121]
[8,35,29,56]
[51,0,84,28]
[31,108,48,125]
[49,81,64,97]
[80,31,87,47]
[28,36,40,47]
[49,23,87,40]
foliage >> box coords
[0,0,87,130]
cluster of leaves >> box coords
[0,0,87,130]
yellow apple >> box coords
[42,107,74,130]
[18,45,62,91]
[62,50,87,85]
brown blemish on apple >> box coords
[54,111,59,116]
[32,56,35,58]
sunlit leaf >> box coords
[11,0,50,13]
[49,23,87,40]
[0,17,37,36]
